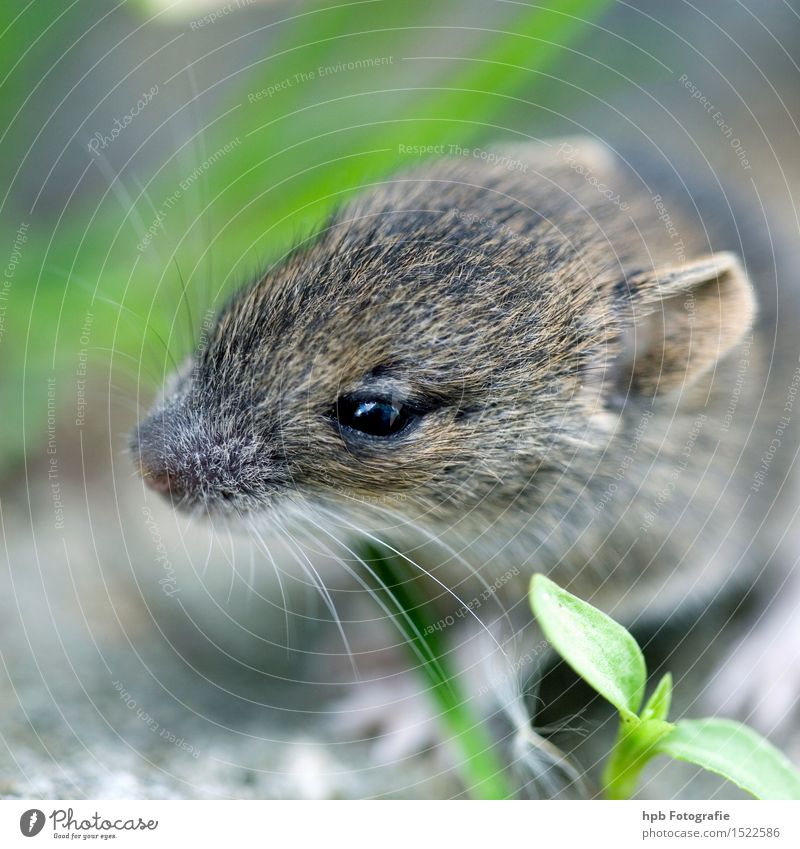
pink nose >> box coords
[131,413,246,509]
[142,466,181,496]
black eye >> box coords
[334,395,414,437]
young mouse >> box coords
[131,138,795,785]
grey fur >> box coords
[132,137,793,628]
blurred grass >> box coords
[360,540,513,798]
[0,0,611,472]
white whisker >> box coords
[272,513,360,680]
[311,503,508,659]
[244,515,291,653]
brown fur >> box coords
[132,138,788,626]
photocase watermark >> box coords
[397,142,529,173]
[136,186,181,253]
[640,412,707,532]
[87,85,159,156]
[46,377,65,531]
[751,359,800,493]
[25,806,159,835]
[0,221,29,346]
[678,74,751,170]
[557,141,630,210]
[141,506,180,597]
[190,308,219,383]
[248,56,394,102]
[75,312,94,428]
[651,194,687,264]
[337,490,409,505]
[448,207,535,250]
[595,409,654,513]
[720,334,753,434]
[20,809,46,837]
[137,136,241,252]
[190,0,257,30]
[476,638,550,697]
[449,143,529,173]
[113,679,199,758]
[423,566,521,636]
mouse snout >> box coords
[137,453,201,502]
[131,410,252,510]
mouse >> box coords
[130,137,797,790]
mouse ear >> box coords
[608,251,756,401]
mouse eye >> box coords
[334,395,415,437]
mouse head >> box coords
[131,146,755,528]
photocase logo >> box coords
[19,809,45,837]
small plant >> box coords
[530,574,800,800]
[361,542,800,799]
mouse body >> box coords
[134,138,783,630]
[131,137,800,793]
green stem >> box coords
[602,716,674,800]
[602,723,647,800]
[357,541,513,800]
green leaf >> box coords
[529,574,646,718]
[656,718,800,800]
[641,673,673,722]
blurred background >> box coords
[1,0,799,798]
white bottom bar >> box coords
[1,800,799,847]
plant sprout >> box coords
[530,574,800,800]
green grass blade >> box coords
[359,541,512,800]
